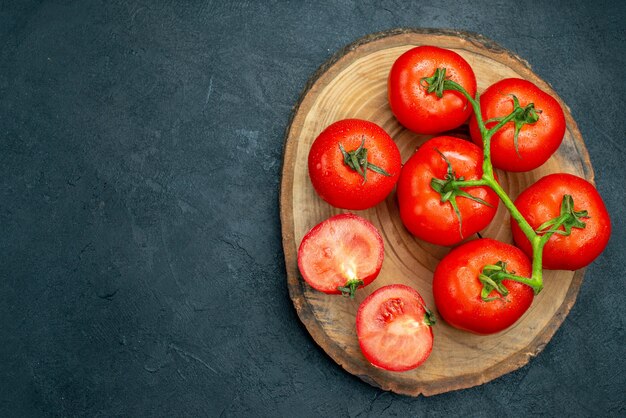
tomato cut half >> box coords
[297,213,384,295]
[356,284,434,371]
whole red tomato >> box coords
[469,78,566,172]
[308,119,401,210]
[433,238,534,335]
[396,136,499,246]
[388,45,476,134]
[511,173,611,270]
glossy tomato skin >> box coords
[511,173,611,270]
[308,119,401,210]
[297,213,384,294]
[388,46,476,134]
[356,284,434,371]
[433,238,534,335]
[469,78,566,172]
[396,136,499,246]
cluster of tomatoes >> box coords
[297,46,611,372]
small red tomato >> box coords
[469,78,566,172]
[512,173,611,270]
[388,45,477,134]
[356,284,434,371]
[397,136,499,246]
[308,119,401,210]
[433,238,534,335]
[297,213,384,297]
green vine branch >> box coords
[421,69,587,300]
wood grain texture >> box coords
[280,29,592,397]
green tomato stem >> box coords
[483,176,537,243]
[426,69,588,301]
[430,74,546,294]
[486,108,523,139]
[495,272,539,290]
[449,179,487,188]
[442,79,496,177]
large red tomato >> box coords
[511,173,611,270]
[388,45,476,134]
[396,136,499,246]
[433,238,534,335]
[308,119,401,210]
[469,78,566,172]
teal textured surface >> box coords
[0,0,624,416]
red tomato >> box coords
[356,284,434,371]
[388,45,476,134]
[511,173,611,270]
[433,238,534,334]
[308,119,401,210]
[396,136,499,246]
[469,78,566,172]
[297,213,384,296]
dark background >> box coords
[1,0,624,416]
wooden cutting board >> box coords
[280,28,592,396]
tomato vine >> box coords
[422,69,587,299]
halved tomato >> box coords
[297,213,384,297]
[356,284,434,371]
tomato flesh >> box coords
[356,284,433,371]
[297,213,384,294]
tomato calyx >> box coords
[485,95,541,158]
[420,67,450,98]
[420,66,473,106]
[430,149,492,237]
[535,194,589,236]
[337,279,364,299]
[478,261,515,302]
[479,260,540,301]
[423,307,437,326]
[338,137,391,184]
[479,259,544,301]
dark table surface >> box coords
[2,1,625,416]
